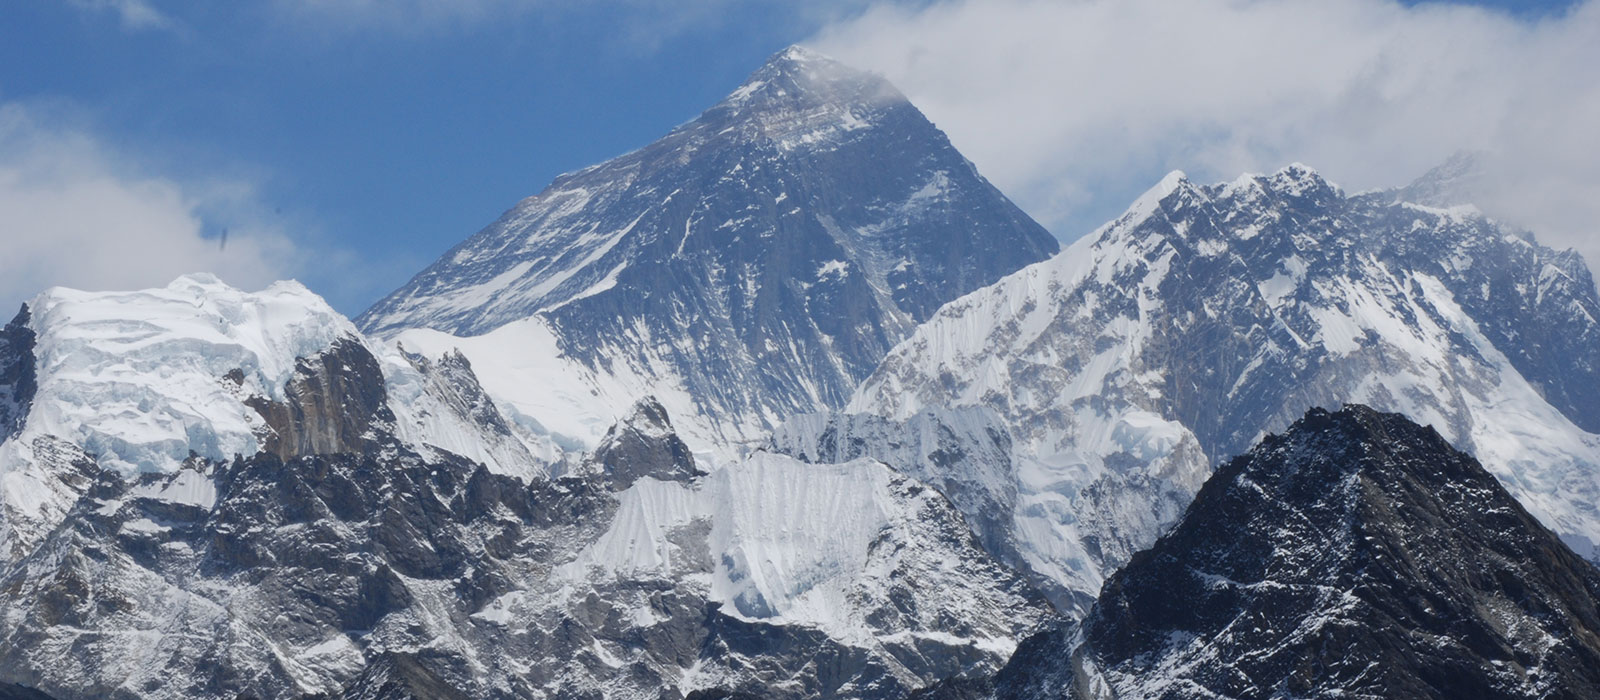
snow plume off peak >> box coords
[358,44,1057,452]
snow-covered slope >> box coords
[563,450,1048,672]
[0,274,354,559]
[853,164,1600,604]
[363,45,1057,451]
[0,396,1054,699]
[985,406,1600,699]
[13,273,354,476]
[767,409,1096,613]
[391,317,704,456]
[0,275,548,560]
[0,272,1057,698]
[383,346,553,480]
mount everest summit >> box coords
[1,45,1599,699]
[360,46,1057,452]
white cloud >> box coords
[811,0,1600,262]
[0,103,301,315]
[65,0,174,32]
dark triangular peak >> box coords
[588,397,704,490]
[997,405,1600,699]
[337,652,470,700]
[359,42,1056,337]
[358,44,1057,443]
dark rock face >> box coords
[989,406,1600,700]
[338,652,471,700]
[358,46,1058,440]
[246,336,395,460]
[1432,241,1600,436]
[0,305,37,444]
[1395,154,1600,436]
[0,399,1048,699]
[857,164,1600,591]
[0,682,56,700]
[1107,168,1600,463]
[588,397,703,490]
[0,434,612,699]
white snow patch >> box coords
[816,260,849,279]
[9,273,354,477]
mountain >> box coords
[852,163,1600,605]
[1394,150,1492,209]
[980,406,1600,699]
[0,274,552,561]
[361,46,1058,451]
[765,408,1096,614]
[0,276,1056,699]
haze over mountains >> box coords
[0,46,1597,700]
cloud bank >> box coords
[811,0,1600,261]
[0,103,301,313]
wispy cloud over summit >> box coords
[813,0,1600,261]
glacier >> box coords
[0,274,552,561]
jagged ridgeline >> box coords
[850,164,1600,609]
[0,47,1063,700]
[5,40,1600,700]
[361,46,1058,451]
[0,275,1052,698]
[966,406,1600,700]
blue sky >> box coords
[0,0,1591,316]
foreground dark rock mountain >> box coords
[978,406,1600,700]
[364,46,1058,449]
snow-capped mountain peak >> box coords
[361,45,1057,452]
[853,162,1600,607]
[705,47,905,153]
[0,274,550,560]
[1103,169,1190,234]
[17,272,357,476]
[719,44,892,107]
[1268,160,1332,192]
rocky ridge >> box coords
[854,164,1600,607]
[978,406,1600,700]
